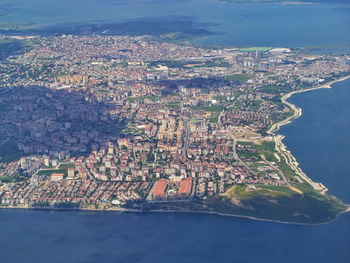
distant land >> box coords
[1,0,349,52]
[0,1,349,262]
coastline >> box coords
[0,204,346,226]
[1,76,350,225]
[267,75,350,194]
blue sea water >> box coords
[1,1,350,262]
[280,78,350,203]
[0,0,349,50]
[0,209,350,263]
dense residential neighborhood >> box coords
[0,35,349,210]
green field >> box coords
[37,169,68,176]
[232,185,296,200]
[127,96,161,103]
[255,141,278,162]
[237,141,278,162]
[193,105,224,112]
[148,60,200,68]
[58,163,75,169]
[205,184,347,224]
[226,74,255,82]
[142,186,347,224]
[0,174,25,183]
[190,118,206,124]
[207,117,219,123]
[165,102,181,109]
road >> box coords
[217,108,256,174]
[182,120,190,159]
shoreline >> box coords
[1,76,349,225]
[0,204,347,226]
[267,75,350,194]
[268,75,350,134]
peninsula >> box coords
[0,34,349,224]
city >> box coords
[0,34,349,216]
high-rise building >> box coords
[43,156,50,167]
[67,168,75,178]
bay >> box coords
[0,0,349,51]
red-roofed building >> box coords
[179,178,192,197]
[152,179,167,200]
[51,173,64,181]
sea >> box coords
[280,78,350,204]
[0,0,350,51]
[1,0,350,262]
[0,208,350,263]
